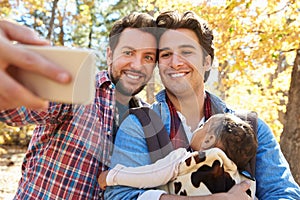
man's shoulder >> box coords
[95,70,111,87]
[130,96,149,108]
[206,91,231,114]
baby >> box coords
[99,113,258,197]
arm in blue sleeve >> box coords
[255,118,300,199]
[104,114,156,200]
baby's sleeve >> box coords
[106,148,190,188]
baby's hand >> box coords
[98,170,109,190]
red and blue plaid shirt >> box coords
[0,71,141,200]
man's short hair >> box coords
[109,12,157,53]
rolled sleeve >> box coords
[255,118,300,199]
[137,190,167,200]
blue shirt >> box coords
[105,90,300,200]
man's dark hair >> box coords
[156,11,214,82]
[109,12,157,53]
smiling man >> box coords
[0,12,157,200]
[108,28,157,102]
[158,28,211,132]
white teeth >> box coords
[170,73,185,78]
[126,74,140,80]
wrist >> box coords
[98,170,109,190]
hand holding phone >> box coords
[13,45,96,105]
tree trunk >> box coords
[145,8,156,104]
[280,49,300,185]
[88,3,96,49]
[217,61,228,100]
[58,0,68,46]
[47,0,59,40]
[58,13,64,46]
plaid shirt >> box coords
[0,71,142,200]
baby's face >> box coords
[190,117,215,150]
[190,115,223,151]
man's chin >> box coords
[116,85,145,97]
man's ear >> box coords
[201,134,216,149]
[203,55,212,72]
[106,47,113,67]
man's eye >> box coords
[123,51,133,56]
[145,55,155,62]
[182,50,192,56]
[160,52,172,58]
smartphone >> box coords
[14,45,96,105]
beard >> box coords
[110,70,146,96]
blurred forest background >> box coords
[0,0,299,186]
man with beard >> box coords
[0,13,157,200]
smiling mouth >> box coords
[124,71,143,80]
[170,72,187,78]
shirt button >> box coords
[109,104,113,109]
[50,118,58,124]
[107,130,111,135]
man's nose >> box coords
[171,53,184,69]
[130,55,143,69]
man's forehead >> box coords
[159,29,200,48]
[117,28,157,49]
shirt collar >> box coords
[155,89,230,114]
[96,70,113,88]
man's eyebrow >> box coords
[159,45,197,52]
[121,46,134,50]
[146,51,157,55]
[159,47,170,52]
[122,46,156,53]
[179,44,196,49]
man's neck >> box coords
[112,91,131,136]
[115,90,132,106]
[166,90,205,131]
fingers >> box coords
[239,180,251,191]
[225,180,252,200]
[0,70,49,110]
[0,20,71,83]
[1,43,71,83]
[0,19,49,45]
[0,20,72,109]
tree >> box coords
[280,49,300,185]
[47,0,59,41]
